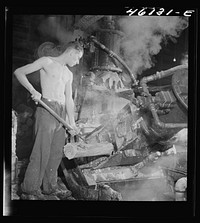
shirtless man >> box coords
[14,41,84,200]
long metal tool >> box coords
[84,124,105,140]
[37,99,85,141]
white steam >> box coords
[38,16,84,44]
[117,158,175,201]
[118,176,171,201]
[118,16,188,76]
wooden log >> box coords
[63,142,114,160]
[82,152,165,183]
[83,162,164,183]
[83,163,144,183]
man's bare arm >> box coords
[14,57,49,103]
[14,57,48,94]
[64,72,81,135]
[64,73,76,129]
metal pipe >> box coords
[89,36,138,86]
[140,65,188,129]
[149,101,187,128]
[141,65,188,83]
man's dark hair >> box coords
[63,41,84,54]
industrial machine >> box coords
[13,15,188,201]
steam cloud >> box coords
[117,16,188,77]
[38,16,84,45]
[117,176,170,201]
[117,156,176,201]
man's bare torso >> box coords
[40,57,71,104]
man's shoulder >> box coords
[34,56,51,66]
[40,56,52,63]
[63,66,73,82]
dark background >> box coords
[4,5,197,218]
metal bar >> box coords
[37,99,86,141]
[38,99,73,130]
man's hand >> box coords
[30,89,42,104]
[68,125,81,136]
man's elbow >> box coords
[14,68,27,78]
[14,68,21,77]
